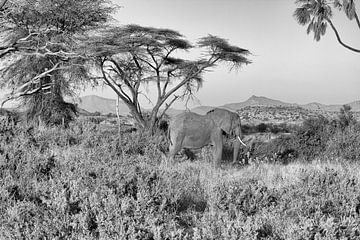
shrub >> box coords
[326,125,360,161]
[2,118,360,239]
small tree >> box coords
[338,104,356,128]
[294,0,360,53]
[0,0,114,126]
[86,25,251,132]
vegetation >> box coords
[0,0,251,131]
[0,1,359,239]
[1,106,360,239]
[238,105,321,125]
[249,105,359,164]
[0,0,114,126]
[294,0,360,53]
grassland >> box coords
[1,116,360,239]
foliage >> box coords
[24,90,78,128]
[326,124,360,161]
[0,0,115,126]
[338,104,357,129]
[294,0,360,53]
[250,110,360,164]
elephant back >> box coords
[169,111,217,134]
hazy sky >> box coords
[83,0,360,108]
[2,0,360,108]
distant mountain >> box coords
[220,95,360,113]
[298,101,360,112]
[74,95,130,115]
[74,95,360,117]
[74,95,186,116]
[165,108,184,117]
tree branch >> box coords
[0,46,16,58]
[354,11,360,30]
[100,60,132,104]
[0,0,8,9]
[31,63,61,82]
[326,18,360,53]
[161,62,212,109]
[136,56,157,70]
[1,84,52,107]
[158,47,176,69]
[147,46,159,68]
[159,95,179,120]
[107,75,133,103]
[105,58,137,98]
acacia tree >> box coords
[0,0,114,126]
[85,25,251,132]
[294,0,360,53]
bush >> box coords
[2,117,360,239]
[326,125,360,161]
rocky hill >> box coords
[222,95,294,109]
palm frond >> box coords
[294,7,312,25]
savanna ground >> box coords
[1,113,360,240]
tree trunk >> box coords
[148,104,162,134]
[129,106,146,129]
[116,96,121,135]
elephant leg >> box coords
[168,134,183,164]
[232,139,240,164]
[212,130,223,168]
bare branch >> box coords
[1,84,52,107]
[136,56,157,70]
[32,63,61,82]
[100,60,132,104]
[104,58,137,99]
[0,46,16,58]
[326,18,360,52]
[0,0,8,9]
[161,62,211,107]
[354,11,360,30]
[159,95,179,119]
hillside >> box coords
[222,95,294,109]
[74,95,130,115]
[75,95,360,123]
[238,105,321,125]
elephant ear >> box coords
[207,108,233,134]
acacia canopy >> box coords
[85,25,252,130]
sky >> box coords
[83,0,360,108]
[2,0,360,108]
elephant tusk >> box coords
[237,136,247,147]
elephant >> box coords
[206,108,246,164]
[168,111,223,167]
